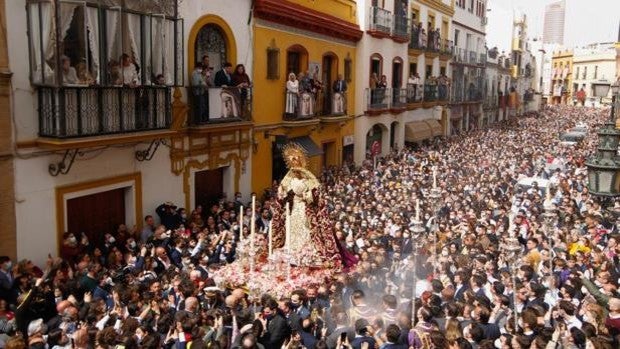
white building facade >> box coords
[353,0,454,164]
[450,0,486,132]
[5,0,253,265]
[572,43,618,106]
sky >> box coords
[486,0,620,53]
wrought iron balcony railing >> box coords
[369,6,392,34]
[188,86,252,125]
[38,86,171,138]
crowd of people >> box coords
[1,105,620,349]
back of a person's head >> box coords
[455,337,473,349]
[385,324,400,343]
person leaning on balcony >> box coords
[60,55,78,85]
[232,64,252,117]
[419,28,427,49]
[76,61,94,85]
[333,74,347,94]
[214,62,233,87]
[120,53,140,87]
[191,63,209,122]
[285,72,299,116]
[435,28,441,51]
[370,73,379,104]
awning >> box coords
[287,136,323,157]
[405,121,431,143]
[426,119,443,137]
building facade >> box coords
[250,0,362,193]
[511,14,537,113]
[542,0,565,46]
[450,0,487,132]
[572,43,618,106]
[351,0,454,164]
[5,0,254,264]
[549,50,573,104]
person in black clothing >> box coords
[214,62,233,87]
[258,298,290,349]
[156,202,181,230]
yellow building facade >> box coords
[251,0,362,193]
[550,50,573,104]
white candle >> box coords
[415,199,420,220]
[433,166,437,188]
[239,205,243,240]
[268,218,273,257]
[251,196,256,249]
[285,202,291,253]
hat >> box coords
[27,318,44,337]
[354,318,370,333]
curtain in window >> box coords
[151,15,165,81]
[106,9,121,64]
[86,7,100,83]
[143,16,152,83]
[59,2,78,46]
[34,2,55,84]
[164,19,174,85]
[126,13,141,68]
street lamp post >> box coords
[586,79,620,198]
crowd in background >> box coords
[1,105,620,349]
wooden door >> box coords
[67,188,126,246]
[194,168,224,210]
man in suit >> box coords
[214,62,233,87]
[332,74,347,93]
[258,298,291,349]
[453,271,469,302]
[0,256,15,304]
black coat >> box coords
[214,69,232,87]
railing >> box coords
[284,91,317,120]
[453,47,466,63]
[188,86,252,125]
[38,86,171,138]
[369,6,392,34]
[406,83,423,103]
[393,15,410,39]
[317,91,347,116]
[366,88,390,111]
[468,51,477,64]
[437,83,450,101]
[424,84,438,102]
[440,40,454,56]
[479,53,487,65]
[392,88,408,108]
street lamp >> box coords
[586,79,620,197]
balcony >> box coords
[391,88,408,110]
[317,91,348,117]
[188,87,253,126]
[468,51,477,64]
[450,85,483,104]
[423,83,438,107]
[392,15,410,43]
[406,84,423,104]
[38,86,171,138]
[368,6,392,37]
[479,53,487,65]
[366,88,391,112]
[440,40,454,57]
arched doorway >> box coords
[195,24,228,70]
[322,52,338,114]
[366,124,387,157]
[286,44,309,77]
[390,121,399,150]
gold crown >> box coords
[283,142,308,169]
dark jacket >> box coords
[260,313,291,349]
[214,69,232,87]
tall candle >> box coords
[415,199,420,220]
[285,202,291,253]
[239,205,243,240]
[268,218,273,257]
[251,196,256,248]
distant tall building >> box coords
[543,0,565,45]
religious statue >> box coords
[271,143,342,267]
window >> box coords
[370,54,382,78]
[594,66,598,79]
[412,8,420,25]
[266,47,280,80]
[344,58,352,82]
[27,0,183,87]
[195,25,227,72]
[576,67,579,78]
[409,62,417,77]
[454,29,460,47]
[583,67,587,79]
[440,66,446,76]
[425,65,432,79]
[286,45,308,76]
[468,0,474,13]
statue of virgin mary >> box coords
[271,143,342,267]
